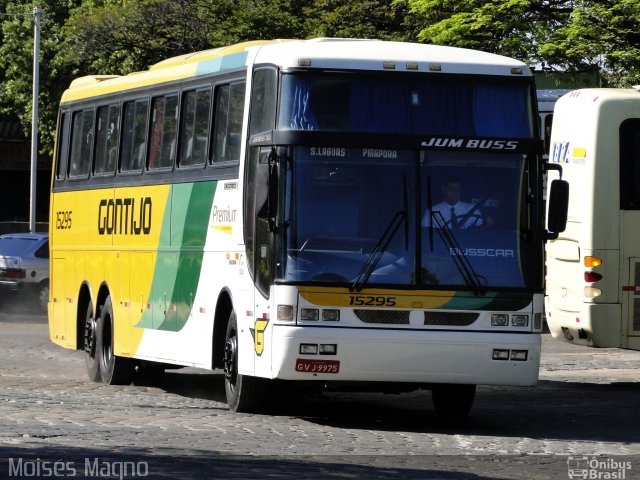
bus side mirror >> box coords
[546,179,569,240]
[267,158,279,232]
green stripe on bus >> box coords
[136,181,217,331]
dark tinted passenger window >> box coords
[620,119,640,209]
[179,88,211,167]
[213,81,246,163]
[69,109,94,178]
[94,104,120,175]
[149,94,178,170]
[249,69,277,136]
[120,99,148,172]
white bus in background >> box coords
[537,89,572,159]
[545,87,640,351]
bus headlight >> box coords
[322,309,340,321]
[300,308,319,321]
[511,315,529,327]
[491,314,509,326]
[277,305,294,322]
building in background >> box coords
[0,114,50,232]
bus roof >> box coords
[60,38,532,104]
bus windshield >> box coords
[279,148,531,290]
[279,72,534,137]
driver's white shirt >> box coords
[421,201,484,229]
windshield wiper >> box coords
[351,177,408,292]
[430,211,485,295]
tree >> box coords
[405,0,573,62]
[307,0,415,41]
[540,0,640,86]
[0,1,82,153]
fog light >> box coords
[300,308,319,321]
[300,344,318,355]
[511,315,529,327]
[492,349,510,360]
[277,305,294,322]
[511,350,528,361]
[322,309,340,321]
[319,344,337,355]
[491,314,509,326]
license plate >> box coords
[295,358,340,374]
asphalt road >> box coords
[1,295,639,479]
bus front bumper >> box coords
[272,326,541,386]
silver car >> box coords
[0,233,49,312]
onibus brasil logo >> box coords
[567,456,632,479]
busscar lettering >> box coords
[450,248,514,258]
[98,197,152,235]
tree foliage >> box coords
[2,0,640,154]
[0,1,81,151]
[540,0,640,86]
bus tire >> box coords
[83,300,101,383]
[431,384,476,419]
[37,281,49,313]
[97,296,134,385]
[223,311,265,413]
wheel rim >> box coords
[84,312,97,357]
[223,331,238,388]
[101,314,113,369]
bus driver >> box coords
[422,178,488,230]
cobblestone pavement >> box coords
[1,298,639,479]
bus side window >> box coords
[69,109,94,178]
[94,104,120,176]
[249,69,277,136]
[148,94,178,170]
[54,111,69,182]
[178,88,211,168]
[121,99,149,172]
[212,81,246,164]
[620,118,640,209]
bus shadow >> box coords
[133,369,640,445]
[135,370,228,404]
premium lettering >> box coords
[98,197,152,235]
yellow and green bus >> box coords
[49,38,566,417]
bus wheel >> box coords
[97,296,134,385]
[37,281,49,313]
[223,311,265,413]
[431,384,476,419]
[83,300,101,383]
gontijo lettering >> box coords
[98,197,152,235]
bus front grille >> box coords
[424,312,479,326]
[354,310,410,324]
